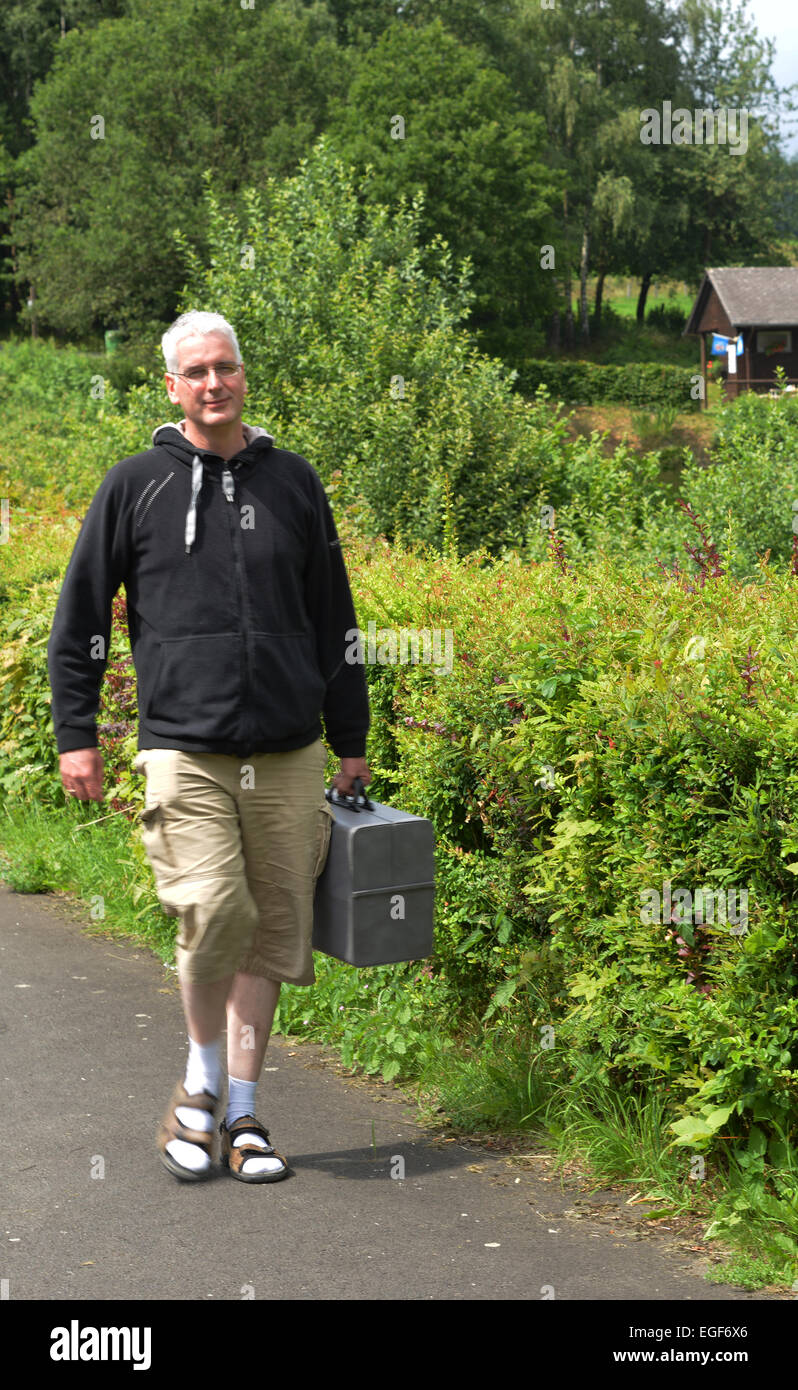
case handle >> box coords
[325,776,374,812]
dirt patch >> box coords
[558,403,718,471]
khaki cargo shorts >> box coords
[133,738,335,986]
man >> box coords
[47,310,371,1184]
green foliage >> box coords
[323,16,560,335]
[345,537,798,1186]
[273,955,453,1084]
[0,337,152,512]
[704,1120,798,1263]
[0,579,63,803]
[678,390,798,579]
[0,334,106,410]
[0,555,139,815]
[115,139,688,570]
[4,0,793,359]
[646,302,689,334]
[0,2,128,160]
[11,0,346,334]
[514,357,701,410]
[147,525,798,1180]
[576,306,700,368]
[136,137,592,560]
[486,553,798,1167]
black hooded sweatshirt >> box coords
[46,421,370,760]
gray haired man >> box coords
[48,310,371,1182]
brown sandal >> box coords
[157,1080,219,1181]
[219,1115,289,1183]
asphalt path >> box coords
[0,883,784,1303]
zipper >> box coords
[222,467,253,747]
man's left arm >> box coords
[303,474,371,794]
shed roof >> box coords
[685,267,798,334]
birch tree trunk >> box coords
[579,219,590,344]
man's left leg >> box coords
[224,973,281,1175]
[221,738,333,1180]
[227,972,281,1082]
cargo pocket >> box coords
[139,802,161,840]
[313,801,335,880]
[138,802,179,915]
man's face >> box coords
[164,330,247,433]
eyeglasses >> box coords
[171,362,242,383]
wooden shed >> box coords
[684,267,798,408]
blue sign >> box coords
[711,333,743,356]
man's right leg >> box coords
[182,974,234,1046]
[134,750,261,1177]
[168,971,235,1175]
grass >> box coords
[537,283,698,368]
[608,290,694,319]
[410,1026,798,1294]
[0,796,176,966]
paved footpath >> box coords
[0,883,785,1303]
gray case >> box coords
[312,780,435,967]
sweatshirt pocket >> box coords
[249,631,326,741]
[144,633,243,738]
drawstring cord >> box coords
[185,454,203,554]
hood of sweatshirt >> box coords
[151,419,275,555]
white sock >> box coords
[226,1076,257,1128]
[226,1074,284,1177]
[166,1035,221,1174]
[184,1035,221,1099]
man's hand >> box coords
[59,748,104,803]
[332,756,371,797]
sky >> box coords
[745,0,798,153]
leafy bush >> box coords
[0,335,104,410]
[677,389,798,579]
[273,955,454,1083]
[0,337,150,512]
[0,575,138,811]
[513,357,700,410]
[0,579,64,802]
[646,302,688,334]
[117,137,679,563]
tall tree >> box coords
[0,1,128,159]
[621,0,794,317]
[500,0,684,346]
[11,0,349,335]
[324,16,561,350]
[0,0,128,318]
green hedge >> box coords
[513,357,701,410]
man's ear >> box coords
[164,373,179,403]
